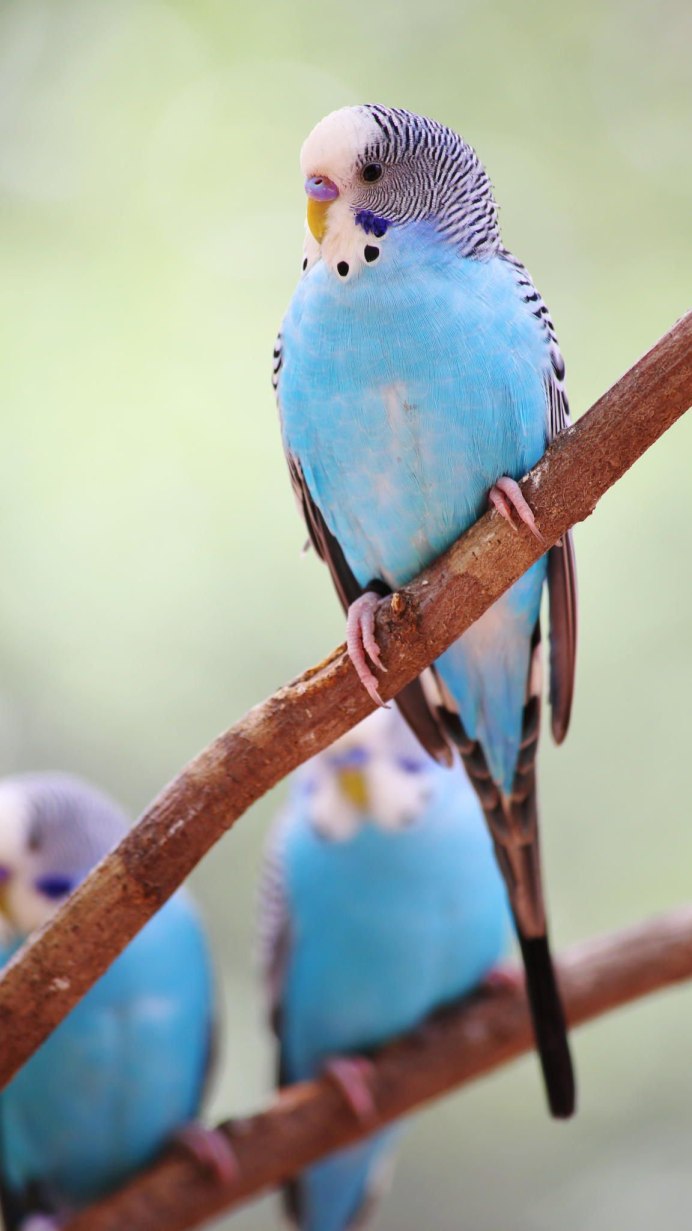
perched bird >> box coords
[275,104,577,1117]
[261,708,511,1231]
[0,772,229,1230]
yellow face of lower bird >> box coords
[0,879,13,934]
[337,767,369,811]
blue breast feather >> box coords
[0,891,213,1205]
[279,224,550,789]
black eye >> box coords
[34,875,74,900]
[362,163,383,183]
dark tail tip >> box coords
[518,933,576,1119]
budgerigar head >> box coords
[0,773,128,938]
[299,104,499,278]
[295,708,453,841]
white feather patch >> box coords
[304,709,439,839]
[300,106,379,184]
[0,782,59,934]
[299,106,387,282]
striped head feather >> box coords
[299,104,500,279]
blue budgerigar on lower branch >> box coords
[0,772,233,1231]
[260,709,512,1231]
[275,104,578,1118]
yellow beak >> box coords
[306,197,333,243]
[338,768,369,810]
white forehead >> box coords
[0,782,31,866]
[300,106,380,181]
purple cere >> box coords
[0,865,10,885]
[305,175,339,202]
[354,209,389,238]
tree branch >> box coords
[63,906,692,1231]
[0,312,689,1091]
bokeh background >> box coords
[0,0,690,1227]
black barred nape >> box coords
[360,104,500,259]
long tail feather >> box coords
[518,932,575,1117]
[442,687,576,1119]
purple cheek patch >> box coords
[396,756,426,774]
[34,875,74,900]
[354,210,389,238]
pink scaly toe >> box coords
[325,1056,378,1124]
[488,486,518,531]
[346,593,388,708]
[172,1123,239,1186]
[488,476,545,543]
[482,964,523,995]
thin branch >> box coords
[0,312,690,1091]
[64,906,692,1231]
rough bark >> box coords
[65,907,692,1231]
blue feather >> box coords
[280,224,549,789]
[272,726,510,1230]
[0,890,213,1207]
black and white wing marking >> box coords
[543,365,578,744]
[258,815,305,1229]
[503,249,578,744]
[257,815,293,1037]
[259,816,393,1230]
[285,454,453,765]
[273,328,452,764]
[271,332,283,394]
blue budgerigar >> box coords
[275,105,578,1117]
[0,773,227,1230]
[261,709,511,1231]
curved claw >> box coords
[172,1124,239,1186]
[346,593,389,708]
[488,476,545,544]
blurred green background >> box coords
[0,0,690,1227]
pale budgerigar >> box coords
[0,773,232,1230]
[260,709,511,1231]
[275,104,577,1117]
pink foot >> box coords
[325,1056,377,1124]
[346,593,388,708]
[488,476,544,543]
[482,964,523,995]
[172,1123,239,1185]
